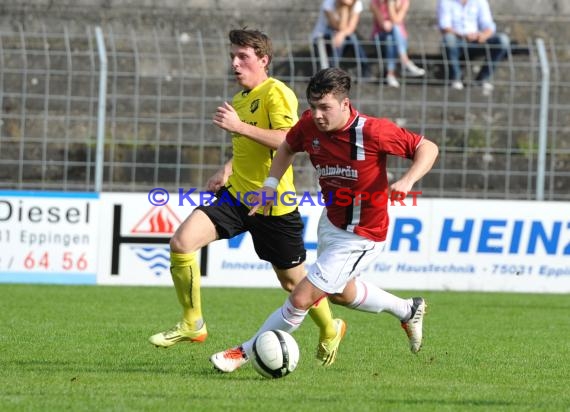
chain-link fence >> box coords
[1,25,569,200]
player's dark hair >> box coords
[229,28,273,68]
[306,68,351,101]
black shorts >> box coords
[196,187,306,269]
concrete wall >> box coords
[3,0,570,28]
[3,0,570,16]
[1,0,567,48]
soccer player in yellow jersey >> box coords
[149,28,346,368]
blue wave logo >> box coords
[132,246,170,277]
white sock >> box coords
[347,279,412,321]
[242,298,308,358]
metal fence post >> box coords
[316,35,329,70]
[535,38,549,201]
[94,26,108,192]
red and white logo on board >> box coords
[130,205,182,234]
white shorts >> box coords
[307,209,386,294]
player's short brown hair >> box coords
[306,68,351,101]
[229,28,273,68]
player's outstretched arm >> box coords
[390,139,439,195]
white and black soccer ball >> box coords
[251,330,300,379]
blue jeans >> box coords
[374,25,408,72]
[318,29,370,76]
[442,32,510,82]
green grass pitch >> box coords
[1,284,568,411]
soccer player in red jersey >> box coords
[210,67,438,372]
[149,29,344,370]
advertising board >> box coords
[0,191,99,284]
[96,192,570,292]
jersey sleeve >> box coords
[266,82,299,131]
[285,114,305,152]
[375,119,424,159]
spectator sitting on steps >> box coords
[312,0,371,78]
[437,0,510,95]
[370,0,425,88]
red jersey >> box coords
[286,106,424,241]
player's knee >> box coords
[169,236,182,253]
[328,293,351,306]
[288,293,311,311]
[169,235,193,254]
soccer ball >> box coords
[251,330,300,379]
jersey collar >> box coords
[338,105,360,132]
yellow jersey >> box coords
[226,77,299,216]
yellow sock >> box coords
[170,251,203,330]
[308,297,336,341]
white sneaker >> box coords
[451,80,464,90]
[386,74,400,88]
[210,346,249,373]
[482,81,494,96]
[405,61,425,77]
[401,297,427,353]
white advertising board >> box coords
[365,198,570,293]
[97,192,196,286]
[0,191,99,284]
[96,192,570,293]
